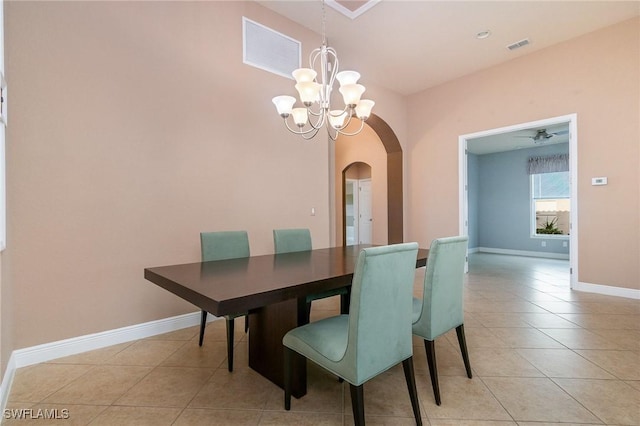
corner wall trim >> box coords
[575,281,640,299]
[0,353,16,415]
[0,311,219,413]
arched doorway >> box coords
[335,113,403,245]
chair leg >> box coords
[296,297,310,325]
[305,301,312,323]
[284,346,293,410]
[226,318,234,372]
[456,324,472,379]
[244,314,249,333]
[340,289,350,314]
[198,310,207,347]
[402,357,423,426]
[424,339,441,406]
[349,384,365,426]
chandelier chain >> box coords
[321,0,327,45]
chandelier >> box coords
[271,0,374,141]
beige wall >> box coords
[3,1,339,356]
[407,17,640,290]
[1,0,411,368]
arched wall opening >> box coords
[334,113,403,245]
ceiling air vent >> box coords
[507,38,530,51]
[243,17,301,79]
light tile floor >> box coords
[4,253,639,425]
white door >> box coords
[358,179,372,244]
[345,179,358,245]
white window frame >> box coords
[530,172,570,240]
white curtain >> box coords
[527,153,569,174]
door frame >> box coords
[357,178,372,244]
[458,113,578,288]
[342,176,373,246]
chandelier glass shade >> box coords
[272,3,374,141]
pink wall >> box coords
[407,17,639,290]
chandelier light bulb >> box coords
[355,99,375,121]
[291,108,309,127]
[292,68,317,83]
[328,110,348,129]
[336,70,361,86]
[295,82,321,106]
[339,83,365,107]
[272,95,296,117]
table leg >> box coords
[248,298,308,398]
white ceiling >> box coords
[257,1,640,96]
[467,123,570,155]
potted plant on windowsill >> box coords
[536,217,563,235]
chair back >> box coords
[200,231,250,262]
[273,228,312,254]
[413,236,468,340]
[344,242,419,385]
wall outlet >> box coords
[541,241,546,247]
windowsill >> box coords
[531,234,569,240]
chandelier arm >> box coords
[326,124,339,141]
[325,121,338,142]
[327,106,351,117]
[335,119,366,137]
[309,48,321,71]
[307,110,327,130]
[307,106,325,117]
[327,47,338,89]
[283,118,321,136]
[301,127,321,140]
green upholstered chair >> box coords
[273,228,349,321]
[412,236,472,405]
[283,243,423,426]
[199,230,250,372]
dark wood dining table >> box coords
[144,244,428,398]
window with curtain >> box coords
[528,154,570,237]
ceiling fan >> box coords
[517,128,569,142]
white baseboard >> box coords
[477,247,570,260]
[11,311,214,369]
[0,311,221,413]
[575,281,640,299]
